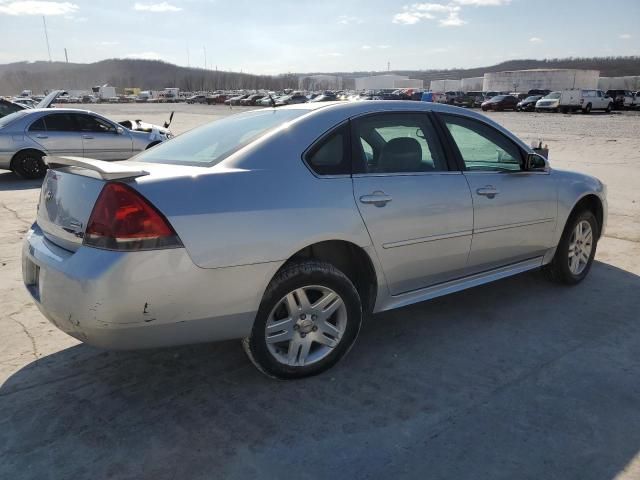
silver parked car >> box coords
[22,101,607,379]
[0,100,173,179]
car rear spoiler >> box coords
[44,156,150,180]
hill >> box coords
[1,56,639,95]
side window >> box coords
[77,114,117,133]
[353,113,447,174]
[441,114,522,172]
[43,113,77,132]
[305,124,350,175]
[29,117,46,131]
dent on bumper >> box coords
[22,225,281,349]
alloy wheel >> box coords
[265,285,347,367]
[568,220,593,275]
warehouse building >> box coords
[482,69,599,92]
[460,77,484,91]
[598,76,640,91]
[298,74,343,91]
[429,79,462,92]
[355,74,423,91]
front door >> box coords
[351,112,474,295]
[76,113,133,161]
[438,113,557,273]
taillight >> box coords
[84,182,182,251]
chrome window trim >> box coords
[352,171,463,178]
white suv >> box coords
[559,89,613,114]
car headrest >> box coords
[378,137,423,173]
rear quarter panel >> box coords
[130,111,375,269]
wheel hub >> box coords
[296,317,314,334]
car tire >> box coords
[605,102,612,113]
[146,141,162,150]
[544,210,598,285]
[12,150,47,179]
[582,103,592,114]
[243,260,363,380]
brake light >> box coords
[84,182,182,251]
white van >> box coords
[559,89,613,114]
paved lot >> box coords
[1,105,639,479]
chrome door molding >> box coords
[473,217,555,234]
[383,229,473,249]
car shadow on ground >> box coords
[1,261,639,479]
[0,171,42,191]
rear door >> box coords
[27,113,83,157]
[438,113,556,273]
[351,112,473,295]
[76,113,133,161]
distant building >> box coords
[598,76,640,91]
[460,77,483,91]
[298,74,343,91]
[483,69,600,92]
[354,74,423,91]
[430,79,463,92]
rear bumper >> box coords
[22,224,281,349]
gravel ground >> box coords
[1,104,639,480]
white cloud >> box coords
[99,41,120,46]
[337,15,363,25]
[125,51,163,60]
[529,37,543,43]
[133,2,181,12]
[362,44,391,50]
[439,10,465,26]
[0,1,78,16]
[453,0,510,5]
[393,0,507,26]
[619,33,631,39]
[319,52,343,57]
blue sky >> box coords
[0,0,638,73]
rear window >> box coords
[133,109,307,167]
[0,110,28,128]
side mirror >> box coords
[525,152,548,171]
[116,126,125,134]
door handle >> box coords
[35,135,48,139]
[82,135,94,139]
[360,192,392,207]
[476,186,499,199]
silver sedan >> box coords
[0,108,172,178]
[22,101,607,379]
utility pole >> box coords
[387,61,390,72]
[203,46,207,70]
[187,45,190,68]
[64,48,68,63]
[42,16,52,62]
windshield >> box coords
[545,92,561,99]
[0,110,29,128]
[491,95,506,101]
[133,108,307,166]
[525,96,540,101]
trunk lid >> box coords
[36,157,150,252]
